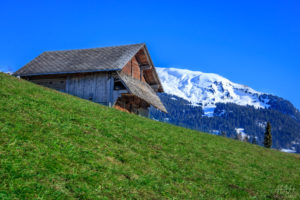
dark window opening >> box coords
[114,81,126,90]
[49,81,52,84]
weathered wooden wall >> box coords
[113,95,149,117]
[30,77,66,92]
[122,56,146,82]
[66,72,115,105]
[27,72,126,107]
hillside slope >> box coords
[0,73,299,199]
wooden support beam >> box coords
[140,65,151,70]
[135,55,142,65]
[121,93,135,97]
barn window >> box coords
[114,81,126,90]
[49,81,52,84]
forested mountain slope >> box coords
[153,68,300,153]
[150,93,300,153]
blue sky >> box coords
[0,0,299,109]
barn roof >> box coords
[14,43,145,76]
[118,72,167,113]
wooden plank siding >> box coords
[26,69,162,115]
[122,56,146,82]
[66,73,111,105]
[27,72,124,107]
[113,94,150,117]
[30,78,66,92]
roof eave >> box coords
[13,68,121,77]
[142,45,165,93]
[117,71,167,113]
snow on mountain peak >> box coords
[156,67,270,116]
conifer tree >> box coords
[221,131,226,137]
[251,137,257,145]
[243,136,249,143]
[264,122,272,148]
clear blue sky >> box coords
[0,0,299,109]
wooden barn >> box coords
[13,43,167,116]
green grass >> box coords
[0,72,299,200]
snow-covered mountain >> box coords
[152,67,300,152]
[156,67,270,116]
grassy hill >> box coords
[0,73,299,200]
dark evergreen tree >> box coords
[243,136,249,143]
[251,137,257,145]
[221,131,226,137]
[264,122,272,148]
